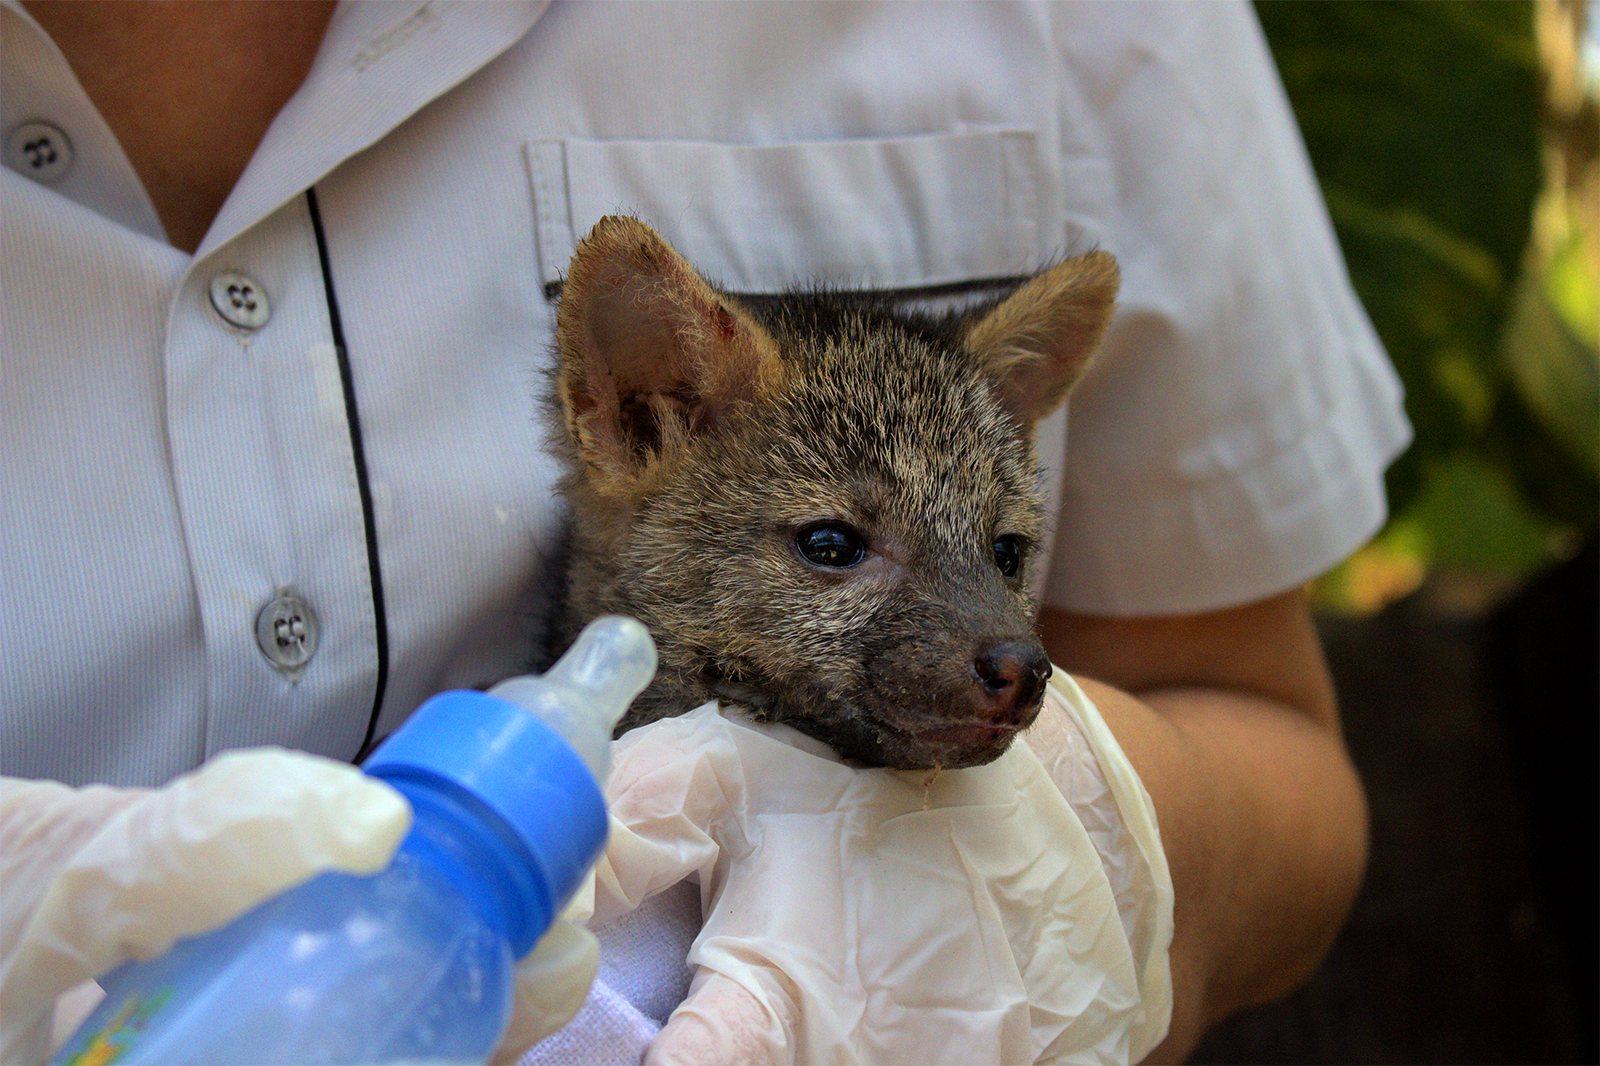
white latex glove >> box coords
[0,749,410,1064]
[493,918,600,1064]
[587,670,1175,1066]
[1,748,601,1066]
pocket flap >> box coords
[526,129,1041,295]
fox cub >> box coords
[548,216,1117,771]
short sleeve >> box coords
[1038,0,1412,615]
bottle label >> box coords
[58,988,172,1065]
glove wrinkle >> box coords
[650,971,792,1066]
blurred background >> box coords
[1193,2,1598,1063]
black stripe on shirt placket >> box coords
[305,187,391,760]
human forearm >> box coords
[1039,594,1369,1062]
[1082,679,1367,1062]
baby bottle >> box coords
[53,617,656,1066]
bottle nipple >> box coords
[489,617,657,783]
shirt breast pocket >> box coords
[523,130,1048,299]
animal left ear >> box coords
[963,251,1119,426]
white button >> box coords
[208,271,271,330]
[5,121,74,184]
[256,593,319,672]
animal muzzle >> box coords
[969,641,1052,727]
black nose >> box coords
[970,641,1051,726]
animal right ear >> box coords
[963,250,1119,427]
[555,216,783,491]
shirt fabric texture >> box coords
[2,0,1409,788]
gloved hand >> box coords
[493,919,600,1064]
[0,749,411,1063]
[585,671,1175,1066]
[0,748,601,1066]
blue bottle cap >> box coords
[362,691,606,956]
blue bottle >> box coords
[53,618,656,1066]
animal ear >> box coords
[963,251,1119,426]
[555,216,783,488]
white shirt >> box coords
[2,0,1410,788]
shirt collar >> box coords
[201,0,549,259]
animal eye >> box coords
[796,524,866,568]
[993,535,1024,578]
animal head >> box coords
[551,216,1117,770]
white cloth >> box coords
[524,670,1173,1065]
[2,0,1409,787]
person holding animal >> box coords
[1,2,1409,1064]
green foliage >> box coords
[1503,227,1600,485]
[1400,451,1565,574]
[1256,0,1596,579]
